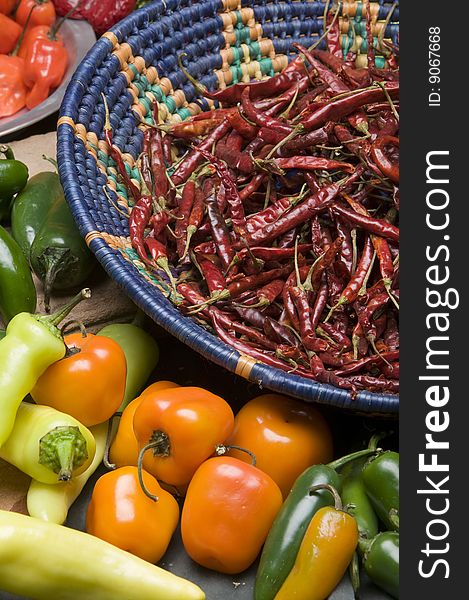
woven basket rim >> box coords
[57,0,399,414]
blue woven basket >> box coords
[57,0,399,415]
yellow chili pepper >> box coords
[0,510,205,600]
[0,402,96,484]
[27,421,108,524]
[275,484,358,600]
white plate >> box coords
[0,19,96,139]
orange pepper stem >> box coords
[309,483,343,511]
[60,319,88,338]
[215,443,257,467]
[137,431,171,502]
[103,413,121,470]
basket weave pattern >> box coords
[57,0,399,413]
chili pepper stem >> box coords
[102,413,122,470]
[178,53,208,97]
[38,425,88,482]
[328,447,380,471]
[309,483,342,511]
[35,288,91,332]
[136,432,171,502]
[384,280,400,310]
[349,551,361,599]
[215,444,257,466]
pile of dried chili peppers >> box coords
[106,26,400,397]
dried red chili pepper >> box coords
[370,135,399,183]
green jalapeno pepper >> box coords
[341,461,379,541]
[362,451,399,531]
[11,171,64,258]
[0,288,90,447]
[11,171,95,310]
[98,313,160,411]
[0,145,29,222]
[0,224,37,324]
[360,532,399,598]
[254,448,378,600]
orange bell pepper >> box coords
[227,393,334,498]
[22,32,68,109]
[109,381,180,469]
[31,332,126,426]
[86,466,179,564]
[0,13,22,54]
[15,0,56,28]
[181,456,283,574]
[0,55,27,118]
[0,0,16,14]
[132,386,234,487]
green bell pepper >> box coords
[0,289,90,447]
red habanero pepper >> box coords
[16,0,56,29]
[240,87,294,136]
[302,82,399,131]
[331,203,400,242]
[0,55,28,117]
[171,119,231,186]
[0,14,22,54]
[370,135,400,184]
[22,34,68,109]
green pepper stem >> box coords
[309,483,342,511]
[215,444,257,467]
[328,448,380,471]
[0,145,15,160]
[39,426,88,482]
[358,536,373,556]
[37,288,91,329]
